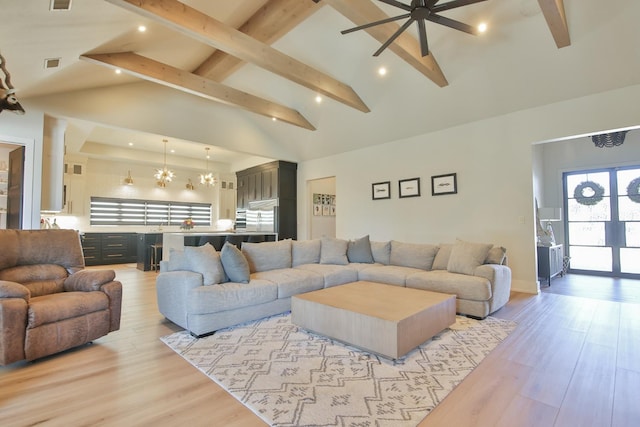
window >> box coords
[90,197,211,227]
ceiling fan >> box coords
[340,0,488,57]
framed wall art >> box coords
[372,181,391,200]
[399,177,421,198]
[431,173,457,196]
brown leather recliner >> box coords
[0,229,122,365]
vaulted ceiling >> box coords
[1,0,638,169]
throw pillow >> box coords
[184,243,227,285]
[485,246,507,265]
[370,240,391,265]
[320,237,349,265]
[447,239,493,275]
[292,239,321,266]
[347,235,374,263]
[167,248,189,271]
[389,241,438,270]
[220,242,250,283]
[242,239,292,273]
[432,243,453,270]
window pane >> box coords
[568,222,605,246]
[620,248,640,274]
[567,198,611,222]
[568,246,611,272]
[626,222,640,247]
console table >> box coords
[537,244,563,286]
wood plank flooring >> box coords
[1,266,638,426]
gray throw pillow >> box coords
[320,237,349,265]
[347,235,374,263]
[220,242,250,283]
[447,239,493,275]
[292,239,321,266]
[432,243,453,270]
[167,248,189,271]
[370,241,391,265]
[485,246,507,265]
[184,243,227,285]
[242,239,292,273]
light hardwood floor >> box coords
[1,266,638,426]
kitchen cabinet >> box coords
[82,232,137,266]
[63,157,87,215]
[236,161,297,240]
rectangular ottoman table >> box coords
[291,281,456,359]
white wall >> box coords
[297,84,640,295]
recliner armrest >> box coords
[64,269,116,292]
[0,280,30,301]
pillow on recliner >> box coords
[220,242,250,283]
[184,243,227,285]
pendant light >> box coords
[199,147,217,187]
[154,139,175,187]
[123,170,134,185]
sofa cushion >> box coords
[0,264,68,297]
[432,243,453,270]
[242,240,292,273]
[358,264,424,286]
[188,279,278,314]
[406,270,492,301]
[389,241,438,270]
[320,237,349,265]
[292,239,321,267]
[295,263,359,288]
[28,291,109,328]
[347,235,374,264]
[447,240,493,275]
[64,269,116,292]
[485,246,507,265]
[370,241,391,265]
[184,243,227,285]
[252,268,324,298]
[220,242,250,283]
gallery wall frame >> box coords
[399,177,421,198]
[372,181,391,200]
[431,173,457,196]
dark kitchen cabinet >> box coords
[81,232,137,266]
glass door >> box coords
[564,166,640,277]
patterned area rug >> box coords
[161,313,516,427]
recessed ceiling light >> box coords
[478,22,488,33]
[315,95,322,104]
[128,142,133,146]
[272,117,277,122]
[378,67,387,76]
[170,149,175,153]
[115,69,122,74]
[138,25,147,32]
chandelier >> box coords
[592,131,628,148]
[154,139,175,187]
[199,147,217,187]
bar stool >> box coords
[225,234,244,249]
[150,243,163,272]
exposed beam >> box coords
[325,0,448,87]
[538,0,570,48]
[105,0,369,113]
[80,52,316,131]
[194,0,324,82]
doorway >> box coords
[308,177,336,239]
[564,166,640,278]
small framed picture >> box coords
[399,177,421,198]
[372,181,391,200]
[431,173,457,196]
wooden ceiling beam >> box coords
[325,0,448,87]
[538,0,570,48]
[105,0,369,113]
[194,0,324,82]
[80,52,316,131]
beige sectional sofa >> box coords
[156,236,511,337]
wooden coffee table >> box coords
[291,281,456,359]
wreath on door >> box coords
[627,177,640,203]
[573,181,605,206]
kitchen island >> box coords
[162,231,278,261]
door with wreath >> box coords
[564,167,640,277]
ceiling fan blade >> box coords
[341,13,411,35]
[378,0,413,12]
[373,18,415,56]
[416,18,430,56]
[426,0,440,7]
[432,0,487,14]
[427,13,477,35]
